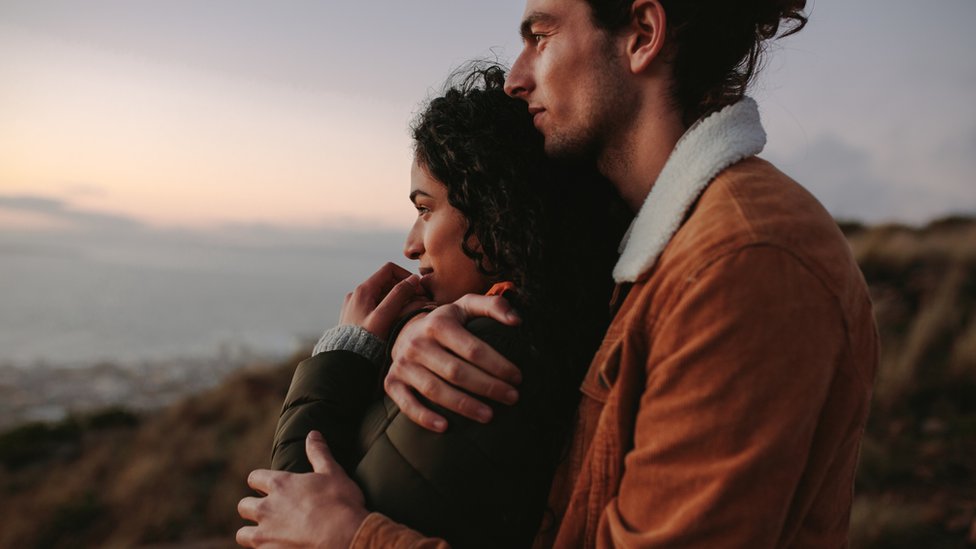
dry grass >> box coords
[0,358,296,548]
[846,216,976,547]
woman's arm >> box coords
[272,263,427,473]
[271,349,381,474]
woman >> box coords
[270,64,628,548]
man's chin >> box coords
[544,133,599,164]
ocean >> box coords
[0,224,407,426]
[0,225,406,367]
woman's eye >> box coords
[416,205,430,216]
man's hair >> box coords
[585,0,807,125]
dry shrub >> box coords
[850,216,976,547]
[0,355,300,548]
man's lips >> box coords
[528,106,545,129]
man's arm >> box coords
[384,294,523,431]
[246,433,452,549]
[591,246,858,547]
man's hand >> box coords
[237,431,368,548]
[339,262,430,340]
[385,293,523,432]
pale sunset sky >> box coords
[1,0,974,232]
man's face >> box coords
[505,0,633,160]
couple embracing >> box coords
[238,0,879,547]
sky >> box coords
[1,0,974,233]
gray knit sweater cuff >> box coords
[312,324,385,366]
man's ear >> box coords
[625,0,667,74]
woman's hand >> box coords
[340,262,430,340]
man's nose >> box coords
[505,50,532,98]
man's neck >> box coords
[599,103,686,213]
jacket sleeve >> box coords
[593,245,853,547]
[351,317,555,549]
[350,513,450,549]
[271,350,381,474]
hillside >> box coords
[2,217,975,548]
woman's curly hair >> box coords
[411,63,630,462]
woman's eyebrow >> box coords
[409,190,432,203]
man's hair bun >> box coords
[585,0,808,124]
[754,0,808,41]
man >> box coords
[238,0,878,546]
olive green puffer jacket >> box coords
[271,317,557,548]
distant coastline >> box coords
[0,345,309,430]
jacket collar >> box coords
[612,97,767,283]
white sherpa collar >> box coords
[612,97,766,283]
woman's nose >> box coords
[403,223,423,260]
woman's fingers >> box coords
[340,262,415,329]
[361,262,414,297]
[371,274,422,320]
[362,274,425,337]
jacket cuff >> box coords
[349,512,449,549]
[312,325,385,366]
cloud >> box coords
[766,134,974,223]
[0,194,144,232]
[63,183,107,198]
[0,193,405,271]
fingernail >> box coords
[308,430,323,441]
[504,389,519,404]
[432,418,447,432]
[506,310,521,324]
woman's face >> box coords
[403,160,491,303]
